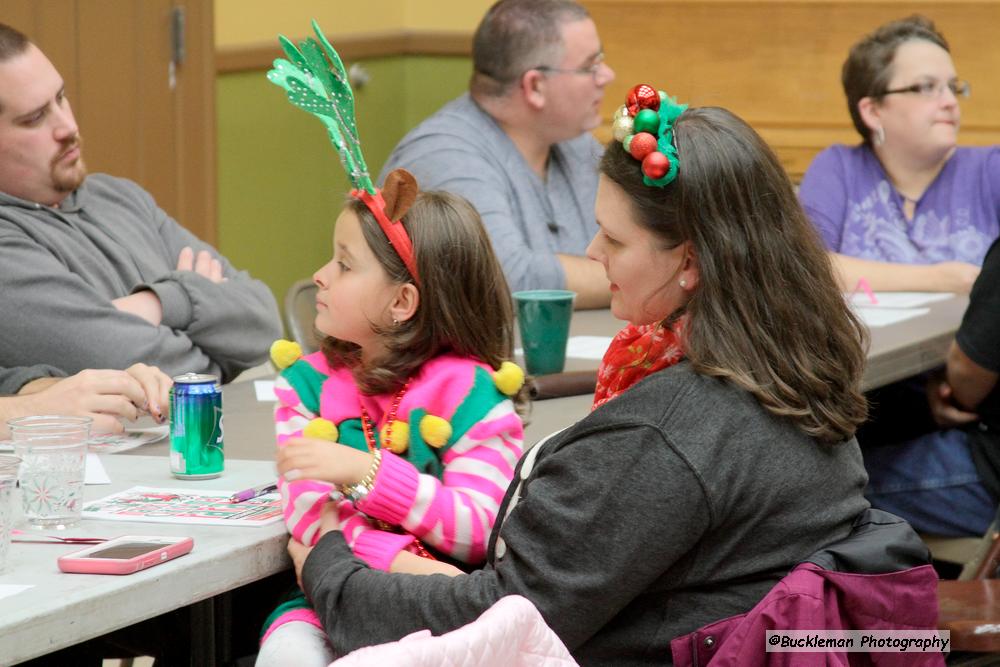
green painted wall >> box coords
[216,55,472,329]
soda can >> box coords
[169,373,224,479]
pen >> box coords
[229,482,279,503]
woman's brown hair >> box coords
[841,15,950,145]
[601,107,868,443]
[322,190,519,400]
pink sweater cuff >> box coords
[357,451,419,525]
[352,529,416,571]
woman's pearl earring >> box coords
[679,279,687,288]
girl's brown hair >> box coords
[601,106,868,444]
[322,190,519,399]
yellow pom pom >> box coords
[380,420,410,454]
[303,418,338,441]
[492,361,525,396]
[420,415,452,448]
[270,339,303,370]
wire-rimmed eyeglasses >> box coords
[879,79,971,99]
[534,53,606,81]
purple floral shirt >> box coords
[798,144,1000,265]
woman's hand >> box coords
[125,363,172,423]
[289,504,340,588]
[934,261,980,294]
[287,538,313,589]
[277,438,374,487]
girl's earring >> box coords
[392,318,400,326]
[679,279,687,288]
[874,126,885,146]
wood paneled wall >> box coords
[586,1,1000,180]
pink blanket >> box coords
[330,595,577,666]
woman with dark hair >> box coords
[799,15,1000,294]
[281,92,935,665]
[801,15,1000,539]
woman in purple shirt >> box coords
[800,16,1000,538]
[799,15,1000,294]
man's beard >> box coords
[52,136,87,193]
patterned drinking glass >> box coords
[0,454,21,571]
[7,416,91,530]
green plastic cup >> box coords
[513,290,576,375]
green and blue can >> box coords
[169,373,224,479]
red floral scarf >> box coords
[592,317,687,410]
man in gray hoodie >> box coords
[0,23,281,385]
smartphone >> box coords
[57,535,194,575]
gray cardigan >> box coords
[0,175,281,383]
[302,362,870,666]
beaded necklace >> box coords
[357,380,435,561]
[359,380,409,454]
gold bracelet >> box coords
[342,449,382,503]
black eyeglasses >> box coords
[534,53,606,82]
[879,79,971,99]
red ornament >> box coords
[628,132,657,160]
[642,151,670,179]
[626,84,661,115]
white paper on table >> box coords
[0,584,33,601]
[565,336,613,360]
[853,306,931,328]
[848,291,953,309]
[255,380,277,402]
[85,453,111,485]
[0,426,168,455]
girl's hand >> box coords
[277,438,373,487]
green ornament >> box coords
[633,108,660,134]
[623,133,635,153]
[267,20,375,194]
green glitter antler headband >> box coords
[267,21,420,283]
[612,84,687,188]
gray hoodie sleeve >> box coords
[129,184,283,379]
[0,177,282,383]
[0,365,66,395]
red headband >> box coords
[351,189,420,285]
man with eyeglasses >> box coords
[378,0,615,308]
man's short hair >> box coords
[470,0,590,98]
[0,23,31,115]
[0,23,30,63]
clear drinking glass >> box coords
[0,454,21,571]
[8,416,91,530]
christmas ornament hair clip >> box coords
[611,84,687,188]
[267,20,420,284]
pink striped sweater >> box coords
[274,351,524,569]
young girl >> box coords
[256,168,526,666]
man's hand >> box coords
[124,363,173,423]
[176,246,225,283]
[927,374,979,428]
[17,369,157,434]
[277,438,373,487]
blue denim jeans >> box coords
[863,428,996,537]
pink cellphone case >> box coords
[57,536,194,575]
